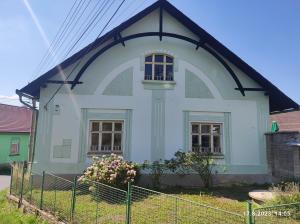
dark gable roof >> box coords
[19,0,299,113]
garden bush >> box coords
[266,182,300,205]
[79,154,139,189]
[165,151,215,188]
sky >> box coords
[0,0,299,106]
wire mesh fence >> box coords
[253,202,300,224]
[9,162,300,224]
[131,185,245,224]
[41,172,74,222]
[73,179,127,224]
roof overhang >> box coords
[18,0,299,113]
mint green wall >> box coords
[0,133,29,164]
[103,68,133,96]
[185,70,214,98]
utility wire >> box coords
[64,0,113,58]
[31,0,84,80]
[61,0,106,57]
[44,0,127,109]
[42,0,93,72]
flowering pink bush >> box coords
[79,154,139,189]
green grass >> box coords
[18,184,300,224]
[0,189,47,224]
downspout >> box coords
[16,89,38,166]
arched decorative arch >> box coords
[71,32,245,96]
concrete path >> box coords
[0,175,11,191]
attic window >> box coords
[144,54,174,81]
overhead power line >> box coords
[30,0,83,80]
[44,0,127,109]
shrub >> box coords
[79,154,139,189]
[266,182,300,205]
[165,151,215,188]
[142,160,167,190]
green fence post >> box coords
[29,171,33,203]
[18,162,26,208]
[40,171,45,210]
[71,176,78,222]
[126,182,132,224]
[247,200,253,224]
[9,163,14,195]
[175,197,178,224]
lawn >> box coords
[0,189,47,224]
[17,183,300,224]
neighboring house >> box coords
[0,104,32,166]
[270,111,300,132]
[17,1,299,184]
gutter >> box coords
[15,89,38,165]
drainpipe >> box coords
[16,89,38,166]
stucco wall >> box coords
[32,8,270,176]
[0,133,29,165]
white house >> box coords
[17,0,299,184]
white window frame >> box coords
[144,53,174,81]
[190,122,223,154]
[88,120,124,154]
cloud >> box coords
[0,94,22,106]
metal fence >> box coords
[253,202,300,224]
[9,162,300,224]
[130,185,245,224]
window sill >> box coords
[142,80,176,90]
[87,151,122,156]
[9,153,20,156]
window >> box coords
[89,121,123,153]
[144,53,174,81]
[191,123,222,154]
[10,137,20,155]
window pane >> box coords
[201,135,211,152]
[92,122,99,131]
[213,125,221,135]
[145,64,152,80]
[201,125,211,134]
[166,56,173,63]
[166,65,173,81]
[10,143,19,154]
[101,133,112,151]
[192,135,200,152]
[192,124,199,133]
[145,55,152,62]
[102,122,112,131]
[154,64,164,80]
[213,135,221,153]
[114,133,122,151]
[155,54,164,62]
[91,133,99,151]
[114,122,122,131]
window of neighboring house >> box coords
[10,137,20,155]
[89,121,123,154]
[191,123,222,154]
[144,53,174,81]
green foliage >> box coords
[79,153,140,189]
[165,151,216,188]
[266,182,300,205]
[142,160,167,190]
[0,190,47,224]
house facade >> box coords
[17,1,299,183]
[0,104,32,167]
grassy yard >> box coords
[17,184,300,224]
[23,184,292,224]
[0,189,47,224]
